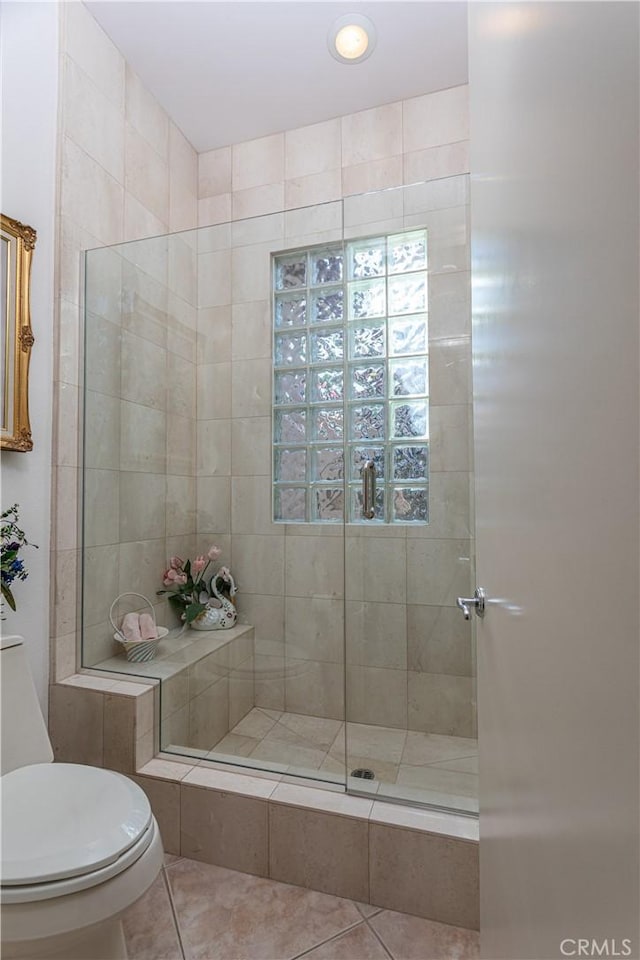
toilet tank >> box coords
[1,636,53,775]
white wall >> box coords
[0,2,59,709]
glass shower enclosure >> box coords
[81,176,477,815]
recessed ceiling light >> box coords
[328,14,377,64]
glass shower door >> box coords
[81,182,477,815]
[342,177,478,813]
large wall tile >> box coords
[125,124,169,225]
[169,123,198,232]
[168,236,197,306]
[406,539,472,607]
[408,672,474,737]
[285,536,344,600]
[231,358,271,418]
[118,539,168,603]
[404,140,470,185]
[231,417,271,476]
[233,133,284,192]
[404,176,468,215]
[125,64,169,161]
[181,784,269,876]
[61,137,124,245]
[408,472,471,540]
[63,56,124,183]
[196,476,231,533]
[231,212,284,248]
[231,301,271,361]
[83,543,120,626]
[233,182,285,220]
[231,475,277,536]
[429,337,472,405]
[345,537,406,604]
[199,146,232,198]
[123,193,167,242]
[54,465,79,553]
[231,243,272,304]
[166,414,196,477]
[103,693,135,773]
[285,118,341,180]
[407,604,472,676]
[402,86,470,154]
[198,193,232,227]
[346,600,407,669]
[342,103,402,167]
[52,549,78,639]
[131,775,181,855]
[342,156,403,197]
[84,469,120,547]
[429,405,472,472]
[197,420,231,477]
[121,331,166,409]
[64,2,125,109]
[49,684,103,766]
[254,654,285,712]
[428,271,471,341]
[285,597,344,663]
[369,824,479,929]
[232,535,285,596]
[119,473,166,542]
[198,306,232,364]
[237,594,284,657]
[269,804,368,901]
[197,362,232,419]
[285,659,344,720]
[346,665,408,729]
[85,314,121,397]
[167,352,196,420]
[188,678,230,749]
[120,402,166,474]
[198,250,232,308]
[285,169,342,210]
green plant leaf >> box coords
[1,583,16,610]
[185,602,206,623]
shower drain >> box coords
[350,767,375,780]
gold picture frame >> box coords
[1,214,36,452]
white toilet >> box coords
[0,636,164,960]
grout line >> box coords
[162,865,187,960]
[290,918,367,960]
[365,917,395,959]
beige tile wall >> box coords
[51,2,198,678]
[82,229,199,666]
[197,86,476,738]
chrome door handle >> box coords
[456,587,486,620]
[362,460,376,519]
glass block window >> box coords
[273,230,429,524]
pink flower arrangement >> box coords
[157,545,227,624]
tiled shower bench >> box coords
[95,623,255,752]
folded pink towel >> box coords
[139,613,157,641]
[122,612,142,643]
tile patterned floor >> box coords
[123,856,480,960]
[202,708,478,813]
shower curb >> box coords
[49,674,479,930]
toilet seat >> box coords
[1,763,153,903]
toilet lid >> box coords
[1,763,152,885]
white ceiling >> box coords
[86,1,469,153]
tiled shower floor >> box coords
[202,708,478,813]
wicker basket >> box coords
[110,593,168,662]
